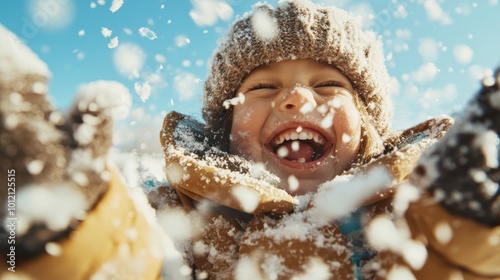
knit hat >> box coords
[203,0,393,143]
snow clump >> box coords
[251,8,278,41]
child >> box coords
[159,0,500,279]
[1,1,499,280]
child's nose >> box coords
[278,87,317,113]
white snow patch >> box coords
[74,80,132,120]
[453,44,474,65]
[165,162,186,185]
[139,27,157,40]
[174,72,199,101]
[123,28,133,35]
[113,43,145,78]
[232,185,259,213]
[45,242,62,256]
[108,36,119,49]
[320,113,334,129]
[433,221,453,245]
[155,54,167,64]
[251,8,278,41]
[157,209,192,242]
[189,0,233,27]
[223,92,245,109]
[366,216,427,270]
[387,265,416,280]
[288,175,299,192]
[0,24,50,82]
[16,184,86,234]
[235,257,263,280]
[175,35,191,47]
[423,0,452,25]
[134,81,151,103]
[293,258,331,280]
[28,0,75,31]
[26,159,44,175]
[418,38,440,62]
[411,63,439,84]
[474,130,499,168]
[277,146,289,158]
[110,0,124,13]
[101,27,112,37]
[393,183,421,215]
[341,133,351,143]
[311,166,393,222]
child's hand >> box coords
[0,25,131,258]
[160,111,296,215]
[411,68,500,226]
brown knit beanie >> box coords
[203,0,393,146]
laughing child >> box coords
[159,1,500,279]
[1,0,499,279]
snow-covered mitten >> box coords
[0,24,131,259]
[160,111,296,214]
[411,68,500,226]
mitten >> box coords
[411,68,500,226]
[0,24,131,259]
[160,111,296,214]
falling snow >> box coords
[139,27,157,40]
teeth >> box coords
[273,129,326,145]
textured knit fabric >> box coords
[203,0,393,142]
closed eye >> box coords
[315,81,347,88]
[247,83,278,92]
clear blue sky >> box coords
[2,0,500,131]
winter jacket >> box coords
[1,165,165,280]
[157,111,500,280]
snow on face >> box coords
[223,92,246,109]
[251,8,278,41]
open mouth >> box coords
[268,128,332,164]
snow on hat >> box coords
[203,0,393,142]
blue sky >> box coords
[2,0,500,135]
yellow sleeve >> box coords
[405,195,500,279]
[2,165,164,280]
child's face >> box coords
[229,59,362,195]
